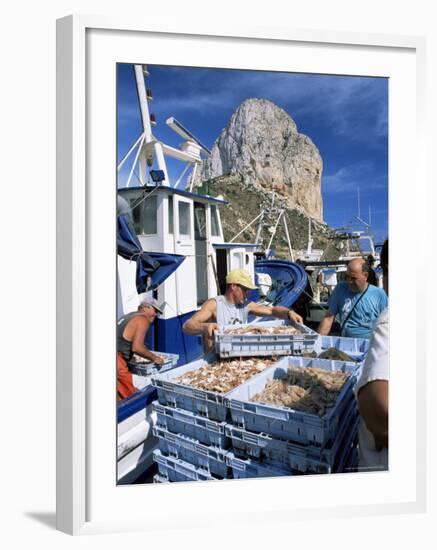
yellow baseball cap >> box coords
[226,268,258,289]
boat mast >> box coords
[133,65,170,186]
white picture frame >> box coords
[56,15,427,535]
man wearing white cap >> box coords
[116,296,165,400]
[183,268,303,353]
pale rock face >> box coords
[198,98,323,221]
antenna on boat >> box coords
[166,117,211,192]
[357,187,361,219]
[166,117,211,157]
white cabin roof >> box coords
[118,185,228,206]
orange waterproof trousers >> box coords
[117,352,137,401]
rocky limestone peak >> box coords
[197,97,323,221]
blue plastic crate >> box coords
[151,358,231,421]
[128,352,179,377]
[153,402,230,448]
[341,444,359,474]
[226,397,359,473]
[334,423,359,474]
[215,319,319,358]
[153,425,229,478]
[153,449,217,482]
[316,336,369,363]
[226,452,290,479]
[226,356,360,447]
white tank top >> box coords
[214,295,250,327]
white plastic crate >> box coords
[128,352,179,377]
[226,356,360,447]
[153,425,229,478]
[153,449,217,482]
[215,319,319,358]
[226,397,359,473]
[153,402,230,448]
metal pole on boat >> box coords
[282,215,295,261]
[229,211,264,243]
[117,133,145,172]
[153,142,170,186]
[126,133,146,188]
[188,163,198,192]
[174,163,192,189]
[255,210,265,245]
[134,64,169,186]
[134,65,153,141]
[266,210,283,252]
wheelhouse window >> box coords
[210,205,220,236]
[194,203,206,239]
[118,189,157,235]
[232,251,243,269]
[130,200,143,235]
[142,195,157,234]
[178,201,191,237]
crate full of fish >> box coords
[308,336,369,363]
[151,356,278,421]
[225,356,360,447]
[215,319,319,358]
[153,402,230,448]
[225,396,359,474]
[128,352,179,377]
[226,452,290,479]
[153,449,217,482]
[153,425,230,478]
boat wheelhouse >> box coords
[117,184,258,365]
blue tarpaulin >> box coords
[117,214,185,293]
[254,259,308,308]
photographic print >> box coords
[116,63,389,485]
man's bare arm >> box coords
[318,311,335,335]
[182,299,218,337]
[129,317,165,365]
[248,303,303,324]
[183,299,218,353]
[358,380,389,450]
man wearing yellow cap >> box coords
[183,268,303,353]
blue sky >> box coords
[117,64,388,244]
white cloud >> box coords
[322,161,387,194]
[120,67,388,150]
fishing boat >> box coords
[116,64,308,483]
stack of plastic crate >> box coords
[224,356,361,477]
[151,322,365,482]
[151,358,237,482]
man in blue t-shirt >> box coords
[317,258,388,339]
